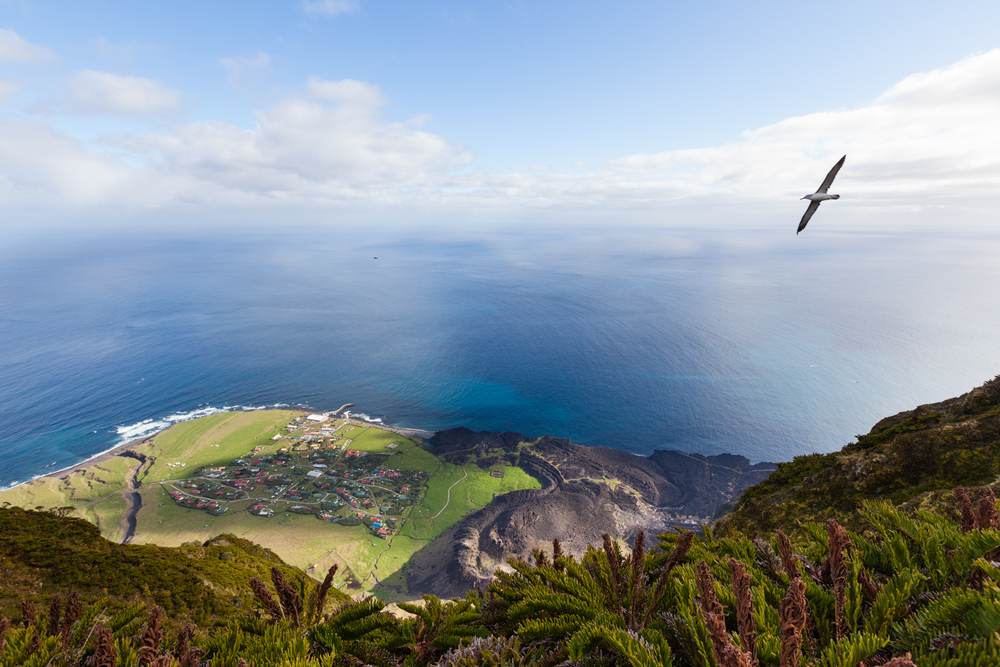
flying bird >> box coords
[797,155,846,234]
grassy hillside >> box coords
[0,506,350,626]
[6,497,999,667]
[0,455,137,542]
[719,375,1000,536]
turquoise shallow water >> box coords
[2,223,999,488]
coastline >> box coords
[34,436,155,486]
[9,406,438,492]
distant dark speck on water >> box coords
[374,257,378,259]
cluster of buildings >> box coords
[163,416,428,540]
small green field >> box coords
[403,464,541,541]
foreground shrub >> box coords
[3,489,999,666]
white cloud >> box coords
[597,50,1000,208]
[302,0,359,16]
[0,28,56,63]
[0,120,138,205]
[0,78,19,102]
[307,77,385,108]
[128,77,471,196]
[220,52,272,91]
[2,51,1000,221]
[58,70,182,115]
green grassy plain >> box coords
[135,410,299,483]
[402,465,540,541]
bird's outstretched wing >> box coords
[817,155,846,193]
[797,200,821,234]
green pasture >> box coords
[0,456,136,510]
[366,534,424,600]
[85,494,129,542]
[135,482,367,574]
[391,445,440,472]
[136,409,300,483]
[402,464,540,541]
[339,426,438,473]
[344,426,409,452]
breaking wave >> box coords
[114,404,287,444]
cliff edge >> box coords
[718,375,1000,536]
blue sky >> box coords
[3,1,1000,227]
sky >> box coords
[2,1,1000,229]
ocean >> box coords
[2,221,999,489]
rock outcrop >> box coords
[402,431,774,597]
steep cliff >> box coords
[719,375,1000,536]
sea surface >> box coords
[2,222,1000,489]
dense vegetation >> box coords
[721,376,1000,535]
[3,488,1000,666]
[0,507,349,627]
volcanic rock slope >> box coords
[403,429,774,597]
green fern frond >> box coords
[814,632,888,667]
[751,586,780,637]
[803,578,835,646]
[328,597,387,628]
[911,633,1000,667]
[516,614,590,642]
[0,630,58,667]
[108,601,148,634]
[755,632,780,666]
[864,568,926,637]
[68,596,111,647]
[800,522,829,554]
[507,591,600,622]
[308,623,344,656]
[567,623,671,667]
[113,635,140,667]
[893,588,1000,653]
[342,639,399,667]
